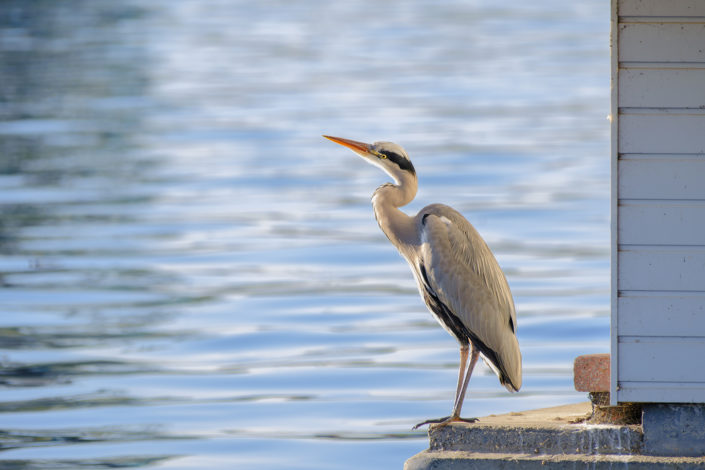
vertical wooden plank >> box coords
[611,0,620,406]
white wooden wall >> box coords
[611,0,705,404]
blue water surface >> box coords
[0,1,609,468]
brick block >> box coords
[574,353,610,392]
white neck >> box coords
[371,172,419,248]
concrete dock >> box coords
[404,402,705,469]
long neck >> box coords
[371,173,419,248]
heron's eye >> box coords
[380,154,387,159]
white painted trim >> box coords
[610,0,620,406]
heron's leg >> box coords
[412,344,474,430]
[451,344,469,411]
[412,345,481,429]
[451,343,469,408]
[452,345,480,418]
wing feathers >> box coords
[417,205,522,391]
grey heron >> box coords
[323,135,522,429]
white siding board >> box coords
[613,0,705,404]
[619,203,705,245]
[618,249,705,292]
[619,383,705,403]
[619,0,705,17]
[618,294,705,336]
[619,23,705,63]
[619,338,705,382]
[619,69,705,108]
[619,158,705,200]
[619,113,705,154]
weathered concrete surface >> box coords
[643,404,705,457]
[429,402,642,456]
[405,451,705,470]
[404,402,705,469]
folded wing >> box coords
[415,204,521,391]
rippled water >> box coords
[0,1,609,468]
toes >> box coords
[413,416,478,430]
[412,416,451,430]
[458,417,478,424]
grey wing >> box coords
[415,204,522,391]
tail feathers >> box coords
[482,355,521,393]
[480,338,522,392]
[501,374,521,393]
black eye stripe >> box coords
[380,150,416,175]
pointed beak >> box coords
[323,135,373,157]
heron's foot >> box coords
[412,416,450,430]
[412,415,478,430]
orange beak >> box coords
[323,135,372,156]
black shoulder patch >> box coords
[381,150,415,175]
[419,263,432,291]
[422,213,430,225]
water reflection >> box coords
[0,457,173,470]
[1,0,609,468]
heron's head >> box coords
[323,135,416,184]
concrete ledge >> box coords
[405,450,705,470]
[643,404,705,457]
[404,402,705,469]
[429,402,642,456]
